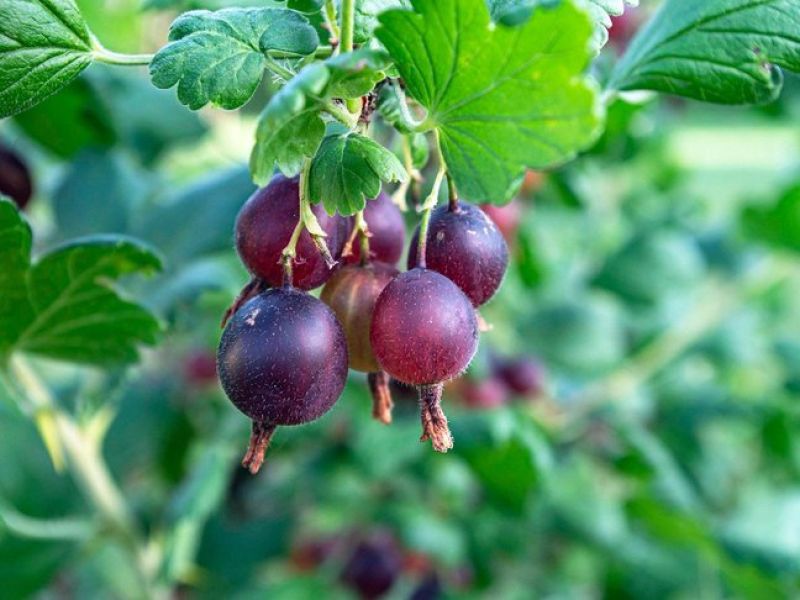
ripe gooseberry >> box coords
[217,287,348,473]
[341,536,402,600]
[408,200,508,307]
[321,262,399,424]
[370,268,478,451]
[0,145,33,210]
[235,174,346,290]
[494,355,545,398]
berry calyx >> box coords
[235,174,346,291]
[217,287,349,473]
[321,262,399,423]
[408,201,509,307]
[371,268,478,451]
[344,192,406,266]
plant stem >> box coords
[7,357,161,598]
[324,0,341,47]
[324,101,360,129]
[355,210,371,265]
[446,171,458,211]
[339,0,360,114]
[90,35,153,66]
[416,130,447,268]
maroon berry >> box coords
[371,268,478,451]
[410,573,443,600]
[183,350,218,387]
[321,263,400,424]
[217,287,348,472]
[235,174,346,290]
[345,192,406,265]
[460,376,509,409]
[341,537,402,600]
[0,146,33,210]
[408,201,508,307]
[495,356,545,398]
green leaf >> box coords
[352,0,412,43]
[251,63,329,183]
[0,0,94,118]
[0,199,162,365]
[742,184,800,253]
[325,48,390,99]
[376,81,416,133]
[12,75,116,159]
[150,8,319,110]
[308,133,407,215]
[608,0,800,105]
[377,0,602,202]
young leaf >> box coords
[0,0,94,118]
[608,0,800,105]
[308,133,407,215]
[0,199,162,366]
[377,0,601,203]
[325,48,390,99]
[251,63,330,183]
[150,8,319,110]
[352,0,412,43]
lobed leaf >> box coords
[0,199,163,366]
[609,0,800,105]
[0,0,93,118]
[377,0,602,203]
[150,8,319,110]
[308,133,407,215]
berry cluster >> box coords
[217,174,509,472]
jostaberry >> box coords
[235,174,346,290]
[217,287,348,473]
[408,201,508,307]
[321,262,399,423]
[371,268,478,451]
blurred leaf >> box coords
[133,166,255,265]
[150,8,319,110]
[52,150,152,239]
[609,0,800,105]
[742,184,800,254]
[308,133,406,216]
[325,48,389,99]
[12,76,116,159]
[352,0,411,43]
[0,199,162,365]
[0,0,93,118]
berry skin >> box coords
[408,201,509,307]
[345,192,406,265]
[235,174,346,290]
[217,287,348,472]
[0,146,33,210]
[321,263,399,373]
[341,537,402,600]
[371,268,478,451]
[321,263,400,423]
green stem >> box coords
[6,357,161,598]
[324,101,360,129]
[324,0,341,46]
[339,0,360,114]
[355,210,371,266]
[90,35,152,66]
[446,171,458,211]
[416,130,447,267]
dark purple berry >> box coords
[235,174,346,290]
[183,349,218,387]
[321,262,400,423]
[345,192,406,266]
[408,201,508,307]
[0,146,33,210]
[371,268,478,451]
[217,287,348,472]
[459,376,509,409]
[341,537,402,600]
[495,356,545,398]
[410,573,443,600]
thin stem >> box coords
[264,56,294,81]
[446,171,458,211]
[339,0,360,114]
[416,129,447,268]
[90,35,153,66]
[324,101,360,129]
[355,210,371,266]
[324,0,341,47]
[6,358,160,597]
[271,46,334,60]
